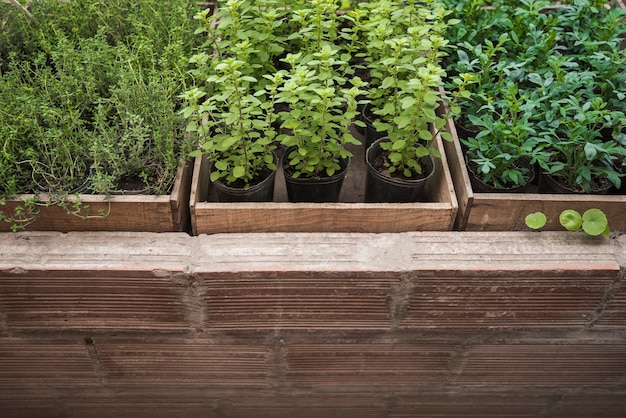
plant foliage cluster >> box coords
[442,0,626,192]
[0,0,201,200]
[181,0,459,185]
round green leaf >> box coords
[525,212,547,230]
[581,208,608,236]
[559,210,582,231]
[233,166,246,179]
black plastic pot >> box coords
[282,148,349,203]
[211,152,278,202]
[361,103,387,150]
[466,158,536,193]
[538,171,613,195]
[365,137,436,203]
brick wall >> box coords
[0,232,625,417]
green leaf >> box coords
[391,140,407,151]
[559,210,582,232]
[525,212,547,230]
[581,208,608,236]
[210,171,221,182]
[214,160,228,171]
[233,166,246,179]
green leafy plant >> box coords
[444,0,626,195]
[537,95,624,192]
[525,208,610,237]
[461,82,544,188]
[181,57,279,188]
[363,0,459,178]
[1,0,201,230]
[276,47,367,178]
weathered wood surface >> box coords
[0,159,193,232]
[190,125,458,234]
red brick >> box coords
[0,338,100,389]
[456,339,626,388]
[94,338,272,388]
[0,275,190,332]
[201,271,398,332]
[401,274,613,330]
[284,337,459,388]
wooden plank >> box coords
[0,159,192,233]
[190,124,458,233]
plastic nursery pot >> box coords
[538,171,613,195]
[211,152,278,202]
[361,103,387,151]
[466,158,536,193]
[365,137,436,203]
[282,147,350,203]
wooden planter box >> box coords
[190,126,458,234]
[441,0,626,232]
[0,160,193,233]
[441,113,626,232]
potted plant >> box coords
[181,57,280,202]
[460,81,547,192]
[360,0,461,202]
[439,0,626,231]
[536,95,625,194]
[187,0,460,233]
[276,47,367,202]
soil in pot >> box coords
[361,103,387,150]
[211,152,278,202]
[108,174,150,195]
[538,171,613,194]
[365,137,435,203]
[282,149,350,203]
[466,158,536,193]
